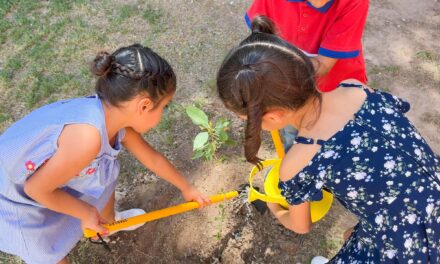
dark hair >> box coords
[91,44,176,107]
[216,16,319,166]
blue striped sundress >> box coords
[0,95,124,264]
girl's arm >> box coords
[311,55,337,77]
[24,124,108,234]
[267,202,311,234]
[267,143,320,234]
[122,127,210,205]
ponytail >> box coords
[234,66,265,167]
[92,44,176,107]
[251,15,277,35]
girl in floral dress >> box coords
[216,16,439,263]
[0,44,209,264]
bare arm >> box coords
[122,127,210,205]
[24,124,108,233]
[267,143,320,234]
[268,202,312,234]
[122,127,191,191]
[311,55,337,77]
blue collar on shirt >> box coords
[286,0,334,13]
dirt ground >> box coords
[1,0,439,264]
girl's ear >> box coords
[262,109,286,123]
[138,97,154,113]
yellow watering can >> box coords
[247,131,333,223]
[248,159,333,222]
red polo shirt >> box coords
[246,0,369,92]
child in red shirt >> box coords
[246,0,369,92]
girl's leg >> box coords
[343,226,354,241]
[57,257,68,264]
[101,191,116,223]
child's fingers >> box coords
[202,195,211,205]
[197,193,210,204]
[98,215,109,224]
[196,195,211,208]
[195,197,205,208]
[194,197,207,209]
[93,224,109,235]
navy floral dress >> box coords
[279,84,440,263]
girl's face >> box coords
[131,93,174,133]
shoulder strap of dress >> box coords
[338,82,372,94]
[295,136,326,146]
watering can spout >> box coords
[248,184,286,205]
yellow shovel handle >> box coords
[271,130,285,159]
[84,191,239,238]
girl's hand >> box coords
[182,185,211,208]
[267,202,285,216]
[81,206,109,235]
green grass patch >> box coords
[48,0,86,13]
[6,55,22,71]
[0,19,11,44]
[114,4,139,24]
[8,0,40,18]
[156,114,173,132]
[382,65,400,74]
[151,102,184,146]
[368,65,400,76]
[0,54,22,88]
[203,78,217,94]
[26,73,74,107]
[0,1,111,108]
[0,113,8,124]
[416,50,437,61]
[143,4,165,34]
[0,0,170,113]
[143,4,164,26]
[0,0,15,17]
[367,79,379,89]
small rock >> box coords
[115,190,126,201]
[232,230,241,240]
[264,247,275,257]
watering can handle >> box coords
[248,159,286,205]
[270,130,285,159]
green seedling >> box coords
[186,105,235,160]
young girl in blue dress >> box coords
[0,44,209,264]
[216,16,440,263]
